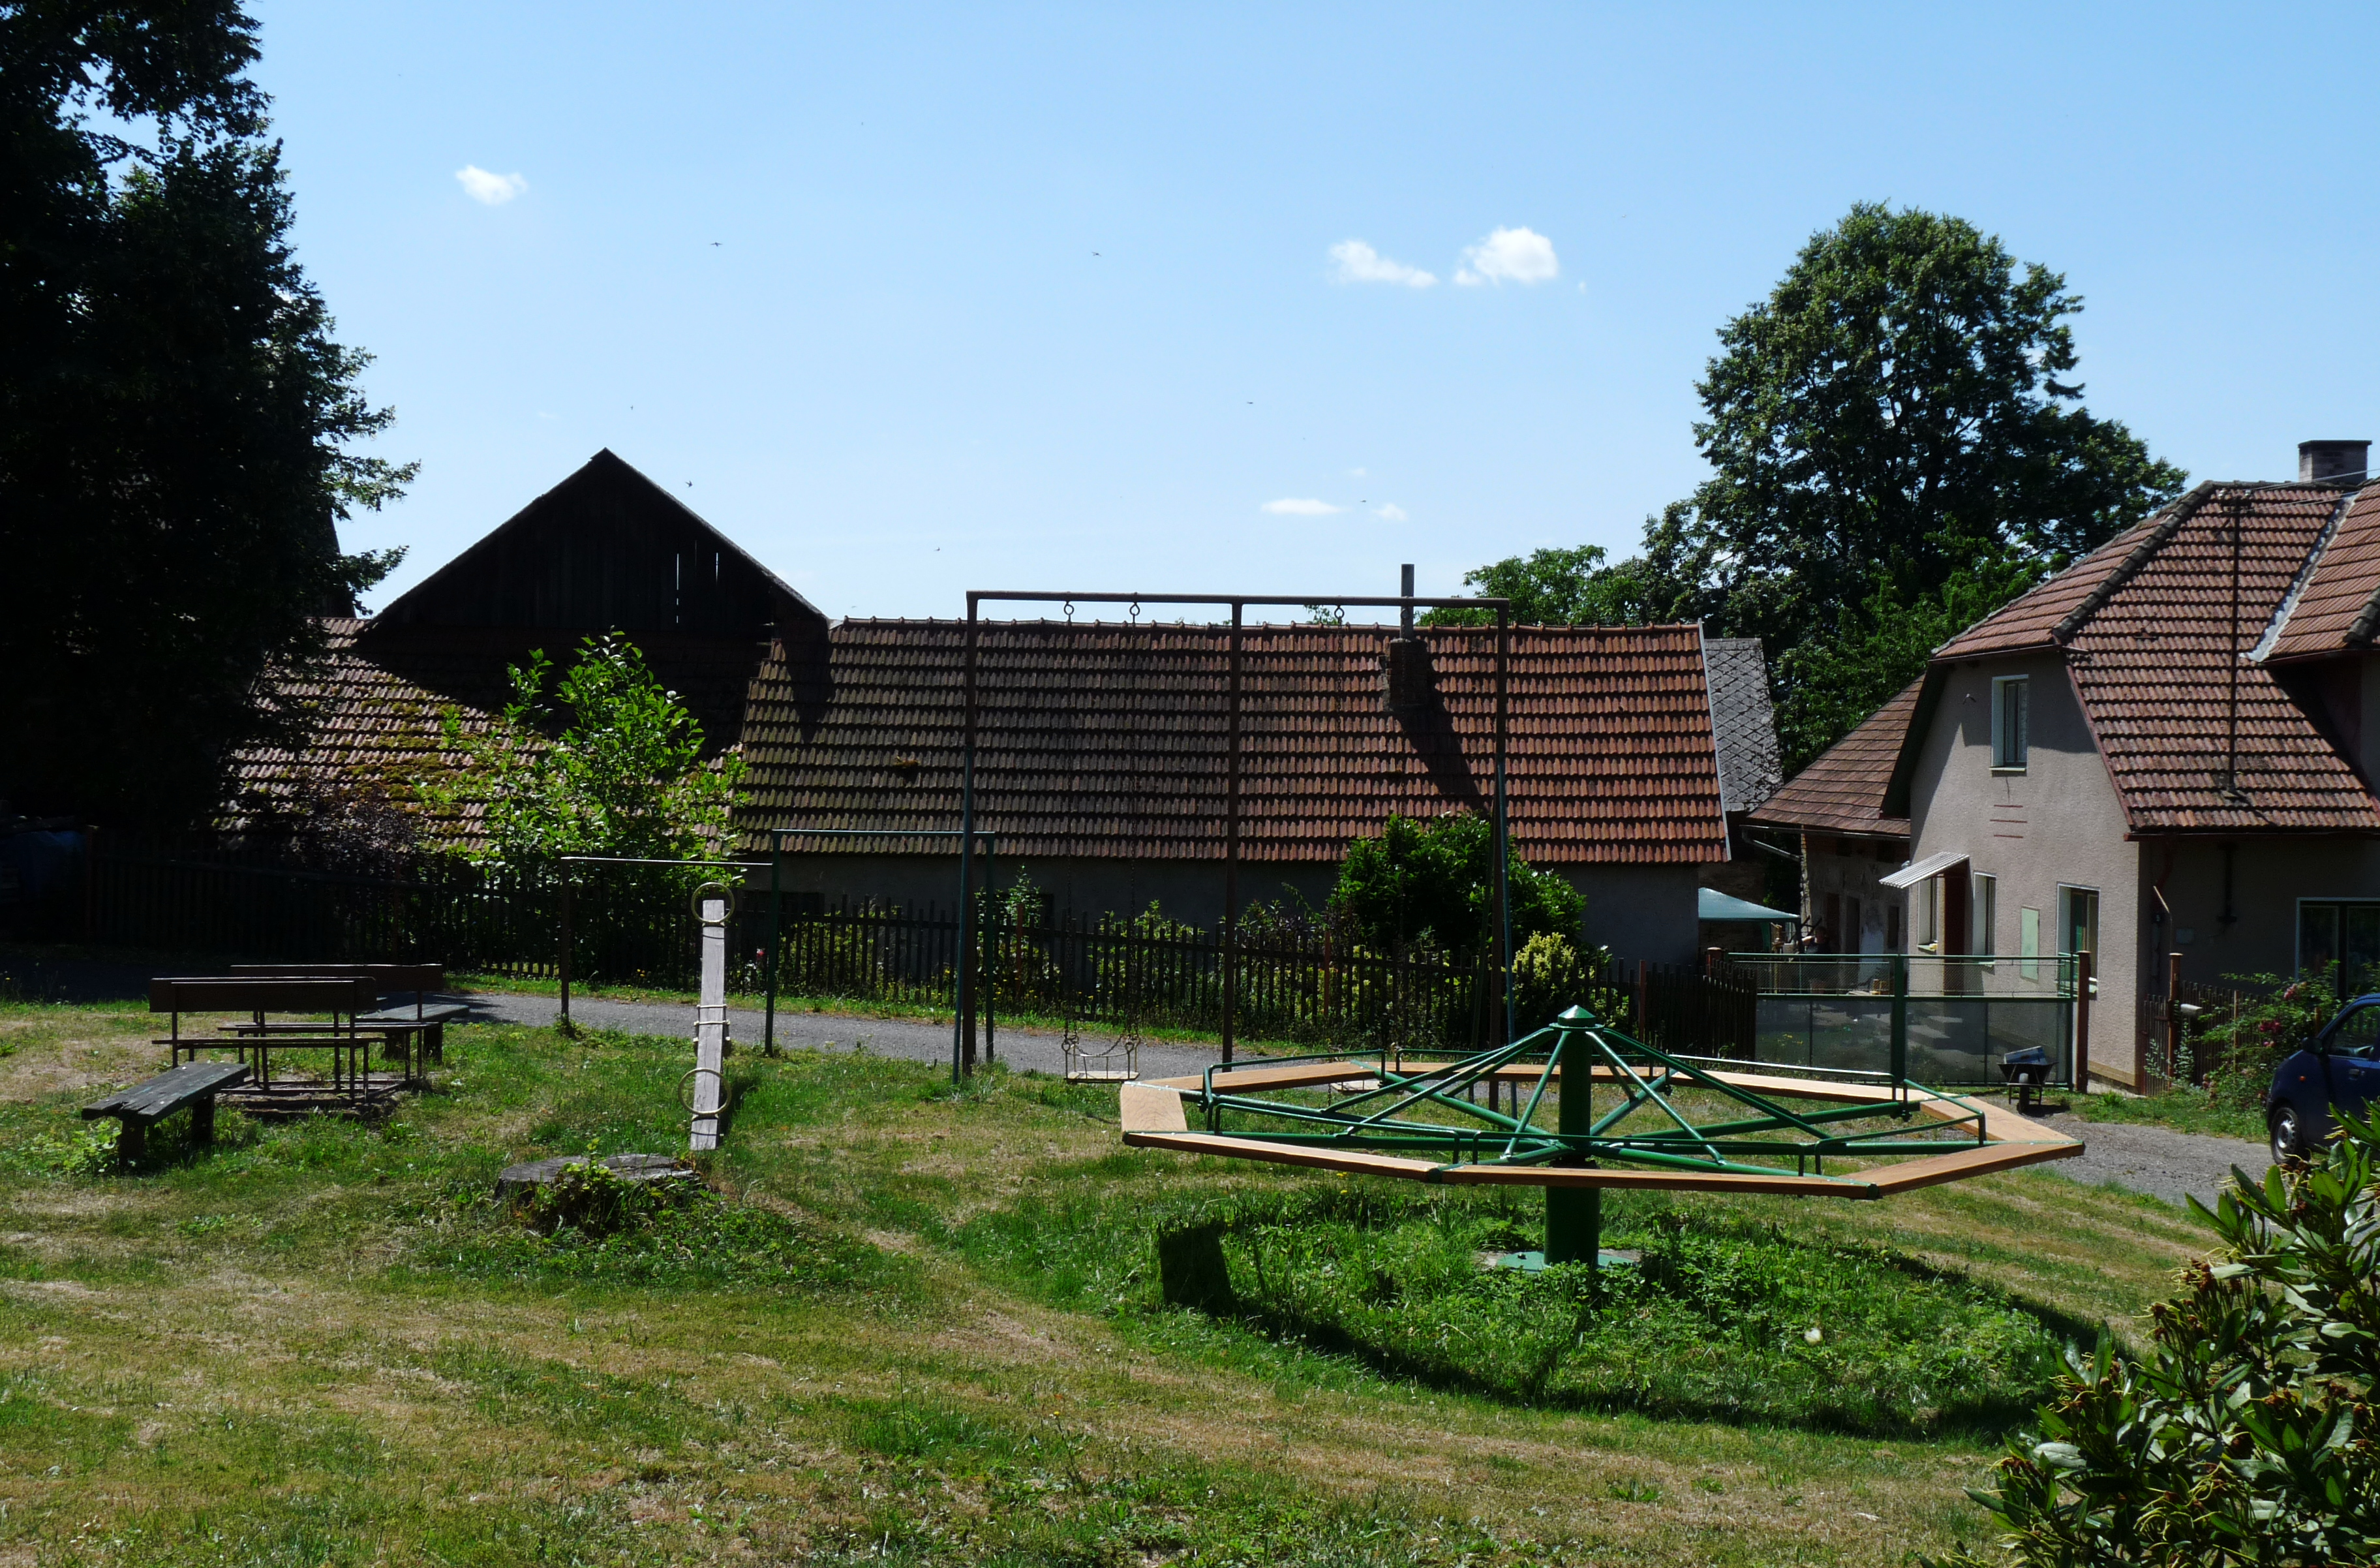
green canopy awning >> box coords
[1698,887,1799,923]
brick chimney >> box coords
[1383,561,1435,711]
[2299,439,2370,485]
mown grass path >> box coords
[0,1005,2212,1566]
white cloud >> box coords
[456,165,528,205]
[1374,503,1409,521]
[1454,226,1558,286]
[1328,239,1436,288]
[1348,467,1367,478]
[1262,497,1343,515]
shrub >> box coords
[2181,967,2340,1112]
[1509,931,1618,1034]
[1934,1108,2380,1565]
[1331,811,1583,959]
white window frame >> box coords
[2019,906,2040,980]
[1991,675,2028,772]
[1972,872,1997,961]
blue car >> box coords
[2267,992,2380,1162]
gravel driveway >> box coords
[2034,1110,2270,1211]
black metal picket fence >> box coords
[52,845,1760,1056]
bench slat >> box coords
[228,963,445,991]
[85,1062,250,1121]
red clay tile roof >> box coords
[1744,679,1919,840]
[229,621,763,844]
[2265,484,2380,661]
[2060,484,2379,831]
[735,621,1738,865]
[1915,481,2380,834]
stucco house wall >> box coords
[1906,652,2141,1083]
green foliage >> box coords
[1509,931,1615,1033]
[1418,544,1694,629]
[421,632,742,868]
[1330,811,1582,957]
[1,2,414,829]
[1429,204,2185,769]
[521,1157,695,1237]
[2171,968,2342,1115]
[1771,556,2043,772]
[1935,1110,2380,1567]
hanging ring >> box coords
[1061,599,1075,623]
[1128,598,1142,621]
[691,880,737,923]
[678,1066,725,1111]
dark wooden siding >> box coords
[376,449,825,639]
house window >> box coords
[1972,873,1997,960]
[1991,676,2028,771]
[1917,878,1939,952]
[2019,906,2040,980]
[2301,901,2380,994]
[1844,895,1862,954]
[1886,904,1902,951]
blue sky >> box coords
[250,3,2380,623]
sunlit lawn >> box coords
[0,1002,2210,1565]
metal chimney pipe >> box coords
[1399,563,1415,635]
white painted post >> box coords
[690,892,729,1151]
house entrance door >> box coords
[2060,886,2099,996]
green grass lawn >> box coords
[0,1002,2215,1565]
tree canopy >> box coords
[1,1,411,830]
[421,634,744,869]
[1435,204,2184,771]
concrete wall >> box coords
[1906,653,2142,1083]
[744,849,1703,965]
[1558,863,1703,966]
[744,851,1335,925]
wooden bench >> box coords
[84,1062,251,1161]
[228,964,466,1073]
[151,976,384,1107]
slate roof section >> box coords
[1744,679,1921,840]
[1702,638,1781,815]
[735,621,1741,865]
[228,621,763,844]
[2265,485,2380,661]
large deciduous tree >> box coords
[1671,204,2184,768]
[1438,204,2184,772]
[1,2,411,831]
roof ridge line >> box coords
[2251,485,2358,662]
[2051,484,2216,644]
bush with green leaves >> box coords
[420,632,742,869]
[1934,1110,2380,1567]
[2171,967,2342,1113]
[1509,930,1618,1034]
[1330,810,1583,958]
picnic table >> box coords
[226,964,465,1079]
[150,976,394,1113]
